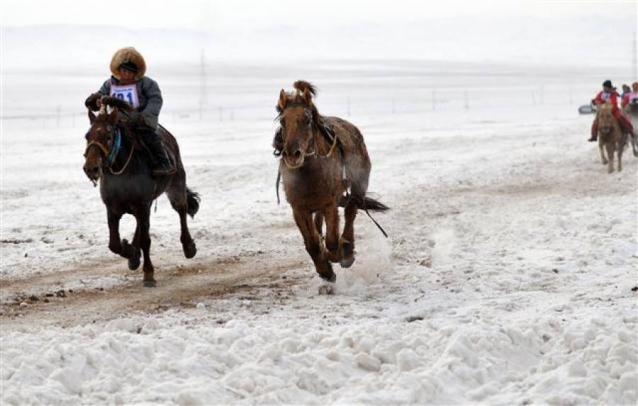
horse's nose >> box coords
[83,164,98,179]
[281,148,302,158]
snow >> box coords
[2,18,638,406]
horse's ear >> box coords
[107,108,118,124]
[88,109,96,124]
[278,89,287,110]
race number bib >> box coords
[110,83,140,108]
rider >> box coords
[84,47,175,176]
[621,82,638,109]
[589,80,634,142]
[620,84,632,102]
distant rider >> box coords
[621,82,638,110]
[589,80,634,142]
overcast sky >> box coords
[2,0,636,31]
[1,0,636,70]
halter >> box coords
[84,118,135,176]
[279,104,339,159]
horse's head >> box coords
[597,102,615,136]
[83,107,118,183]
[276,81,320,169]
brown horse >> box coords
[622,103,638,157]
[274,81,388,288]
[83,98,199,286]
[597,102,627,173]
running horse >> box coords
[274,81,388,291]
[83,97,200,286]
[596,101,627,173]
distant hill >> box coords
[2,16,635,74]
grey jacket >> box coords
[96,76,163,130]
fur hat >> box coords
[110,47,147,80]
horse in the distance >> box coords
[83,97,200,286]
[622,103,638,157]
[273,81,388,291]
[596,102,627,173]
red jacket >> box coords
[594,90,621,118]
[621,92,638,107]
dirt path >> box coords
[0,254,308,329]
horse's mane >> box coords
[293,80,317,96]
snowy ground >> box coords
[1,61,637,405]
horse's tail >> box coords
[359,195,390,212]
[186,188,200,218]
[347,193,389,212]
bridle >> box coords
[279,105,339,160]
[84,116,135,177]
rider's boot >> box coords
[588,120,598,142]
[149,137,176,176]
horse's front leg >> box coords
[323,204,342,264]
[135,204,156,287]
[122,223,142,271]
[108,209,141,267]
[606,143,615,173]
[599,141,608,165]
[293,208,335,283]
[617,138,625,172]
[107,209,123,255]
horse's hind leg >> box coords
[618,139,624,172]
[166,181,197,259]
[135,205,156,287]
[339,200,358,268]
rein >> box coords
[310,124,339,159]
[85,127,135,176]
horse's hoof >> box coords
[340,256,355,268]
[128,256,141,270]
[183,242,197,259]
[318,283,334,295]
[143,279,157,288]
[340,240,354,268]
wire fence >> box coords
[1,84,597,132]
